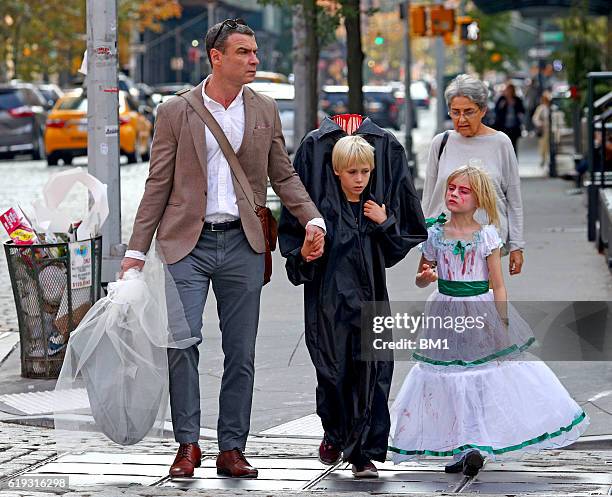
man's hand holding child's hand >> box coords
[301,229,325,262]
[363,201,387,224]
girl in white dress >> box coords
[389,165,588,476]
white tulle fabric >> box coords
[390,224,589,463]
[54,247,198,446]
[390,361,588,463]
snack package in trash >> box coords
[1,207,39,245]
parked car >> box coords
[246,82,328,153]
[247,82,295,152]
[151,83,194,106]
[45,89,152,165]
[253,71,289,84]
[320,85,401,130]
[34,83,64,109]
[0,83,49,159]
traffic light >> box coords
[374,34,385,45]
[430,6,455,36]
[410,6,427,37]
[458,16,479,42]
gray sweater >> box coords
[421,130,525,252]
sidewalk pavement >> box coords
[0,134,611,495]
[0,421,610,496]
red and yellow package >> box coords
[1,208,39,245]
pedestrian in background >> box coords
[121,18,325,479]
[493,83,525,156]
[532,92,552,168]
[421,74,525,276]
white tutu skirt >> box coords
[389,360,589,463]
[414,290,535,365]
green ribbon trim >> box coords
[453,240,467,261]
[413,337,536,367]
[425,213,447,228]
[388,411,587,457]
[438,279,489,297]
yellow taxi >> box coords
[45,89,152,165]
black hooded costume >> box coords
[278,117,427,464]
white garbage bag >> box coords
[53,248,198,446]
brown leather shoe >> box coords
[216,449,258,478]
[169,443,201,477]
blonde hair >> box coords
[447,165,500,227]
[332,135,375,173]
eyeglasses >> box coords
[448,108,480,119]
[210,18,247,52]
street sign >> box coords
[542,31,564,43]
[528,47,552,58]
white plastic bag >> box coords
[54,248,197,446]
[31,167,108,240]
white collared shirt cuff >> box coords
[125,250,147,261]
[306,218,327,234]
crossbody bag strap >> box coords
[178,94,257,212]
[438,130,450,162]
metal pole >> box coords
[208,1,217,28]
[207,1,217,74]
[434,0,446,134]
[587,74,596,241]
[458,0,466,74]
[536,18,545,98]
[548,102,557,177]
[174,28,182,82]
[403,0,416,176]
[435,36,446,134]
[86,0,124,283]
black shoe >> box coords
[462,450,484,477]
[444,458,464,473]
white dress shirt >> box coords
[201,75,242,224]
[126,77,325,261]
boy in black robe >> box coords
[280,133,426,478]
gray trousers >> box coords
[165,227,264,450]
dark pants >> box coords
[165,227,264,450]
[307,324,393,464]
[501,127,521,157]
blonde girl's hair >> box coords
[332,135,375,173]
[447,165,500,227]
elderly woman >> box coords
[422,74,524,275]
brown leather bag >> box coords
[255,205,278,285]
[178,94,278,285]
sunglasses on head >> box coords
[210,18,247,51]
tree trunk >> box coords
[12,22,21,78]
[0,35,8,82]
[293,0,319,145]
[344,0,364,115]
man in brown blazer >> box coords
[121,19,325,479]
